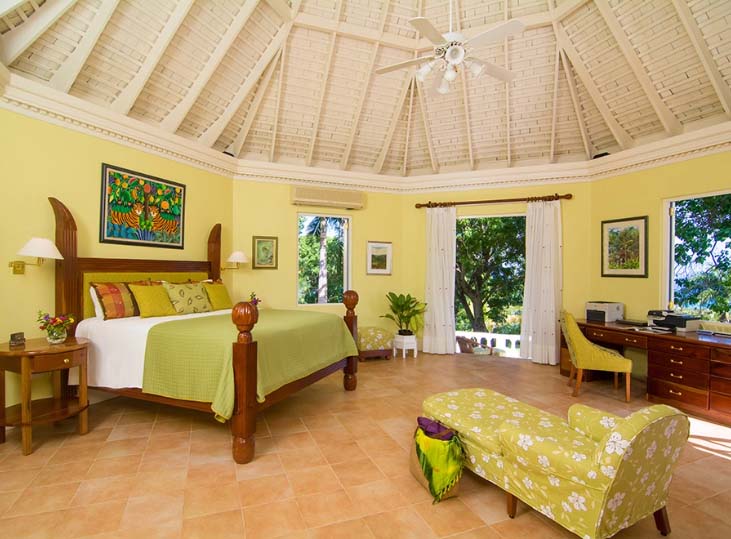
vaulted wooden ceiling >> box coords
[2,0,730,178]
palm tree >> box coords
[302,216,344,303]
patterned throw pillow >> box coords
[163,281,213,314]
[90,282,137,320]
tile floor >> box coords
[1,354,731,538]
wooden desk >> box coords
[0,337,89,454]
[570,320,731,425]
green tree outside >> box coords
[298,216,346,304]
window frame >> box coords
[296,212,352,307]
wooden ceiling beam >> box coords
[549,43,560,163]
[402,78,415,176]
[554,23,633,149]
[270,41,286,162]
[594,0,681,135]
[200,22,292,147]
[504,3,511,166]
[670,0,731,117]
[159,0,261,133]
[294,12,413,51]
[225,49,281,158]
[264,0,292,21]
[560,48,594,160]
[112,0,194,115]
[374,73,413,173]
[0,1,29,19]
[49,0,119,93]
[305,31,337,166]
[416,80,438,173]
[0,0,77,65]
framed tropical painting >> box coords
[253,236,278,269]
[366,241,392,275]
[601,216,648,277]
[100,163,185,249]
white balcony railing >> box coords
[456,331,522,358]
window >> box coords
[297,215,350,304]
[667,192,731,321]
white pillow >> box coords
[90,286,104,318]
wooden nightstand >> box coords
[0,337,89,455]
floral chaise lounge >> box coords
[423,388,689,539]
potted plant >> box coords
[382,292,427,336]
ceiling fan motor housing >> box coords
[445,43,466,65]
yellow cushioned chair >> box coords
[561,311,633,402]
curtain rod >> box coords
[414,193,573,209]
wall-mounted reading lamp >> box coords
[221,251,249,271]
[9,237,64,275]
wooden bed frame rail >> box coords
[49,197,358,464]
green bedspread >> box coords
[142,309,358,420]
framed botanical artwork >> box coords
[601,216,648,277]
[252,236,278,269]
[100,163,185,249]
[366,241,392,275]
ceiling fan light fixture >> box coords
[468,59,485,78]
[445,44,465,65]
[443,65,458,82]
[416,60,436,82]
[437,77,451,94]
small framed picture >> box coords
[366,241,392,275]
[252,236,278,269]
[601,216,648,277]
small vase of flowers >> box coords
[249,292,261,307]
[37,311,74,345]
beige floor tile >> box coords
[296,489,360,528]
[345,478,410,516]
[0,489,22,516]
[86,454,142,479]
[693,489,731,527]
[72,474,137,506]
[238,473,293,506]
[279,447,328,472]
[183,482,240,518]
[388,473,434,504]
[182,509,245,539]
[96,437,149,459]
[274,431,318,452]
[413,498,485,537]
[287,464,342,497]
[139,451,190,472]
[119,492,184,531]
[0,468,41,492]
[47,442,104,465]
[363,506,437,539]
[132,468,187,497]
[317,440,367,465]
[331,458,385,487]
[107,422,154,441]
[58,499,127,538]
[244,499,306,538]
[267,417,308,436]
[235,453,284,481]
[186,461,237,488]
[0,508,65,539]
[307,518,375,538]
[5,482,79,517]
[443,527,502,539]
[490,512,573,539]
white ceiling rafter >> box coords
[159,0,262,133]
[454,0,474,170]
[593,0,681,136]
[0,1,26,19]
[416,79,438,173]
[270,40,286,162]
[402,77,415,176]
[670,0,731,118]
[49,0,119,93]
[264,0,292,22]
[374,71,413,173]
[226,48,281,158]
[306,30,337,166]
[111,0,194,115]
[504,2,511,167]
[200,21,293,147]
[0,0,76,64]
[549,43,560,163]
[560,48,594,160]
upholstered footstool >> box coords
[422,388,689,539]
[357,326,394,361]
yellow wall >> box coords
[1,109,233,404]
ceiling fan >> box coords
[375,0,525,94]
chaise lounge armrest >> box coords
[497,422,610,490]
[568,404,624,444]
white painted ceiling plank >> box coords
[200,22,292,147]
[226,48,281,158]
[49,0,119,93]
[594,0,681,135]
[559,48,593,160]
[159,0,261,133]
[374,72,413,173]
[111,0,194,115]
[0,0,26,19]
[0,0,76,65]
[306,31,337,166]
[670,0,731,117]
[554,23,633,149]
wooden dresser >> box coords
[570,320,731,426]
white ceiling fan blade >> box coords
[409,17,446,45]
[375,55,435,75]
[481,62,515,82]
[465,19,525,48]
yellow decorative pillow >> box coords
[163,281,212,314]
[128,284,176,318]
[203,282,233,310]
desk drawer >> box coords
[31,349,85,373]
[712,348,731,364]
[648,379,708,408]
[711,361,731,380]
[649,351,709,373]
[710,393,731,415]
[583,328,647,348]
[649,364,708,390]
[711,377,731,396]
[649,340,709,359]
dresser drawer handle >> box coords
[593,332,604,337]
[669,373,683,380]
[625,338,638,343]
[63,358,70,364]
[670,345,684,352]
[669,359,683,365]
[668,389,682,396]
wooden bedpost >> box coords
[343,290,359,391]
[207,223,221,281]
[231,301,259,464]
[49,197,80,335]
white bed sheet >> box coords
[72,310,232,388]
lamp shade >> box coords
[17,238,63,260]
[227,251,249,264]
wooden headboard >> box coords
[49,197,221,333]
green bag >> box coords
[413,424,465,503]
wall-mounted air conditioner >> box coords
[290,186,366,210]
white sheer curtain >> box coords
[423,206,457,354]
[520,200,563,365]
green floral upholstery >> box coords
[358,326,394,351]
[423,388,689,539]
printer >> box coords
[647,310,702,332]
[586,301,624,323]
